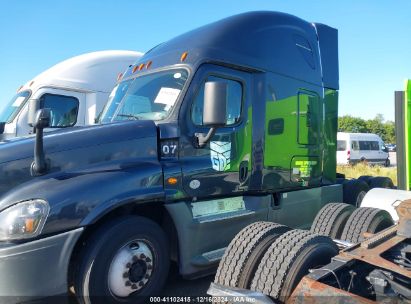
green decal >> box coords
[294,160,318,178]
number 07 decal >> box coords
[160,140,178,158]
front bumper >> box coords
[0,228,83,303]
[207,283,273,304]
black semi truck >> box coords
[0,11,349,303]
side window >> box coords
[359,141,368,150]
[191,76,242,126]
[352,141,359,150]
[40,94,79,127]
[371,141,379,151]
[298,92,319,145]
[337,140,346,151]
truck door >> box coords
[292,91,322,186]
[179,64,252,199]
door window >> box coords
[39,94,79,127]
[191,76,242,126]
[351,141,359,150]
[370,141,379,151]
[298,92,319,145]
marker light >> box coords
[117,73,123,81]
[180,52,188,62]
[167,177,178,185]
[16,85,23,93]
[146,61,152,69]
[132,65,139,73]
[29,81,35,87]
[138,63,145,71]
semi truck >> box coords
[0,50,142,141]
[0,11,380,303]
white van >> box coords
[0,50,142,140]
[337,132,390,166]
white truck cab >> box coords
[337,132,390,166]
[0,50,142,140]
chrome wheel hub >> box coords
[108,240,154,297]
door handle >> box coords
[239,161,249,183]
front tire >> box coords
[74,216,169,304]
[384,158,390,167]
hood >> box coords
[0,120,158,198]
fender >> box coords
[0,160,164,236]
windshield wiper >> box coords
[116,114,141,120]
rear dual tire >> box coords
[358,175,394,189]
[250,230,338,303]
[214,222,290,289]
[341,207,394,243]
[342,179,369,207]
[310,203,355,239]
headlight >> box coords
[0,199,49,241]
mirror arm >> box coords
[31,127,47,175]
[195,127,218,148]
[30,109,51,176]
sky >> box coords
[0,0,410,122]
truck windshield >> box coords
[99,80,133,124]
[0,91,30,123]
[100,69,188,123]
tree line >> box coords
[338,114,395,144]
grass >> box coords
[337,163,397,186]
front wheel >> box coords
[384,158,390,167]
[74,216,169,304]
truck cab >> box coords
[0,50,142,141]
[0,12,341,303]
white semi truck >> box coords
[0,50,142,140]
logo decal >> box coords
[210,141,231,171]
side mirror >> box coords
[196,81,227,148]
[27,99,40,127]
[203,81,227,127]
[33,108,51,129]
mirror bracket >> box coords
[193,81,228,148]
[195,127,217,148]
